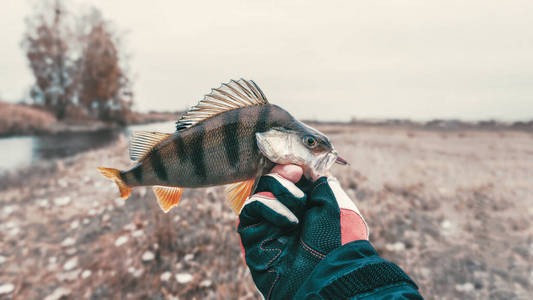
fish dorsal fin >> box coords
[129,131,171,161]
[153,186,183,213]
[176,78,269,131]
[225,179,256,215]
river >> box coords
[0,121,176,172]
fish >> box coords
[98,79,347,214]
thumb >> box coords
[270,164,303,183]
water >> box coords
[0,121,176,172]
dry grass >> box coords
[0,102,57,136]
[0,124,532,299]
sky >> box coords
[1,0,532,121]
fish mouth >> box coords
[335,156,349,166]
[331,150,349,166]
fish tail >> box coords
[97,167,133,200]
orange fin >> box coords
[129,131,171,161]
[225,179,256,215]
[97,167,133,199]
[152,186,183,213]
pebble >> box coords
[54,196,71,206]
[114,198,125,207]
[441,220,452,229]
[184,254,194,262]
[160,271,172,282]
[37,199,50,208]
[7,227,21,237]
[70,220,80,229]
[63,257,78,271]
[58,179,68,188]
[102,214,110,222]
[142,251,155,261]
[127,266,144,277]
[44,287,71,300]
[0,284,14,295]
[138,187,147,197]
[0,255,6,264]
[61,237,76,247]
[385,242,406,252]
[175,273,193,284]
[57,269,80,281]
[114,236,129,247]
[200,279,212,287]
[2,205,18,217]
[123,223,136,231]
[81,270,92,279]
[132,229,144,238]
[4,221,16,229]
[66,248,77,255]
[133,268,144,278]
[82,218,90,225]
[455,282,474,292]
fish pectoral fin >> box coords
[97,167,133,200]
[129,131,171,161]
[152,186,183,213]
[225,179,256,215]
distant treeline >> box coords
[22,0,133,124]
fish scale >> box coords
[98,78,346,214]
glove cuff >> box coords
[294,240,419,299]
[319,261,418,299]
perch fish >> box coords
[98,79,347,214]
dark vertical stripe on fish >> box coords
[132,165,143,183]
[173,134,186,158]
[191,124,207,179]
[119,171,129,184]
[223,110,240,168]
[254,104,271,134]
[151,147,168,182]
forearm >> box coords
[295,240,422,299]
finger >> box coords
[250,172,307,221]
[240,192,299,228]
[309,177,369,242]
[271,164,303,183]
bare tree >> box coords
[22,0,76,119]
[22,0,133,123]
[78,10,132,123]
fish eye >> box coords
[303,135,318,148]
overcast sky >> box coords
[1,0,532,121]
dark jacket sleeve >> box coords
[294,240,423,299]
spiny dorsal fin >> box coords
[129,131,171,161]
[176,78,269,131]
[152,186,183,213]
[225,179,256,215]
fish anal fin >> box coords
[176,79,268,131]
[152,186,183,213]
[225,179,256,215]
[97,167,133,200]
[129,131,171,161]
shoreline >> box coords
[0,102,179,138]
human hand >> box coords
[237,164,368,299]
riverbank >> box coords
[0,123,531,299]
[0,102,178,137]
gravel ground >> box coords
[0,124,532,299]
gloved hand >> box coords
[237,165,368,299]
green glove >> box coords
[238,168,369,299]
